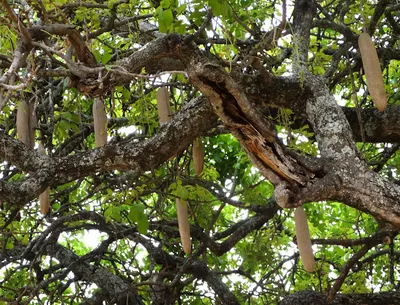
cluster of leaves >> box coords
[0,0,399,304]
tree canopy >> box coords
[0,0,400,304]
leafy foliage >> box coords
[0,0,399,304]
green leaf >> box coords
[104,207,113,222]
[159,21,168,33]
[5,239,14,250]
[112,207,121,222]
[176,186,189,200]
[161,0,171,8]
[21,235,29,246]
[128,204,145,222]
[129,204,148,234]
[137,216,149,234]
[163,9,173,27]
[157,7,165,20]
[102,51,112,64]
[208,0,224,16]
[52,202,61,211]
[176,3,187,15]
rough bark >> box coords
[279,290,400,305]
[0,96,217,204]
[1,0,400,304]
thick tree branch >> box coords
[133,234,240,305]
[279,290,400,305]
[0,97,217,204]
[292,0,317,69]
[47,243,144,305]
[302,74,400,226]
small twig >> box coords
[0,73,34,90]
[349,65,366,145]
[0,0,32,45]
[327,243,376,301]
[313,231,396,247]
[225,0,257,36]
[184,9,213,43]
[33,41,188,81]
[109,67,188,80]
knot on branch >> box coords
[166,34,183,53]
[274,184,295,208]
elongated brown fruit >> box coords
[358,32,387,112]
[39,188,50,214]
[93,98,108,147]
[157,87,175,160]
[16,101,30,147]
[294,207,315,272]
[193,138,204,176]
[176,198,191,254]
[156,87,171,125]
[38,143,50,214]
